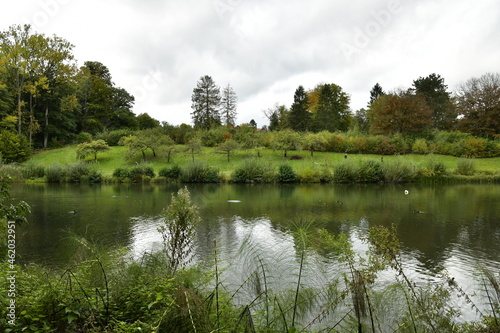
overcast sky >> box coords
[1,0,498,127]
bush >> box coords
[232,159,276,183]
[113,167,132,180]
[357,160,383,182]
[456,159,476,176]
[45,164,66,183]
[381,159,417,183]
[21,163,45,179]
[0,164,23,181]
[0,130,31,163]
[332,162,354,183]
[333,160,383,183]
[181,161,219,183]
[278,164,297,182]
[95,129,135,146]
[76,132,93,143]
[65,162,91,183]
[412,138,430,154]
[159,164,182,180]
[131,165,155,178]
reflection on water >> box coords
[11,183,500,322]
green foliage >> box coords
[113,165,155,182]
[381,158,417,183]
[95,129,135,146]
[181,161,219,183]
[76,139,110,161]
[21,162,46,179]
[232,159,276,183]
[158,187,201,273]
[201,127,226,147]
[412,138,430,154]
[278,164,297,182]
[456,159,476,176]
[216,139,240,162]
[159,164,182,180]
[333,160,383,183]
[0,130,31,162]
[191,75,222,130]
[76,131,93,143]
[45,163,66,183]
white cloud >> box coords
[1,0,498,126]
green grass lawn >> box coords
[26,145,500,177]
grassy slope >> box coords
[26,145,500,177]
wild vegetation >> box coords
[1,182,499,332]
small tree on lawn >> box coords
[158,187,201,273]
[76,139,110,161]
[216,139,240,162]
[185,137,202,162]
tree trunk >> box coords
[17,91,22,134]
[44,105,49,148]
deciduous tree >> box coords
[456,72,500,138]
[367,89,433,136]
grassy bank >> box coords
[5,145,500,183]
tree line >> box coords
[1,24,499,164]
[0,24,158,153]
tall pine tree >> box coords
[288,85,310,132]
[191,75,221,130]
[369,82,385,105]
[221,83,237,127]
[412,73,456,130]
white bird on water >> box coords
[404,190,409,195]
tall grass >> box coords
[180,161,219,183]
[232,158,276,183]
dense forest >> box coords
[1,24,499,163]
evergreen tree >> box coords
[310,83,351,132]
[412,73,456,130]
[221,83,237,127]
[369,82,385,105]
[191,75,221,130]
[288,85,310,131]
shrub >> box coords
[332,162,354,183]
[65,162,91,183]
[131,165,155,178]
[232,159,276,183]
[0,130,31,163]
[76,132,93,143]
[113,167,132,180]
[333,160,383,183]
[95,129,135,146]
[159,164,182,180]
[181,161,219,183]
[45,164,66,183]
[0,164,23,181]
[278,164,297,182]
[357,160,383,182]
[87,170,103,183]
[381,159,417,183]
[21,163,45,179]
[200,128,226,147]
[456,159,476,176]
[412,138,430,154]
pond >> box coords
[11,182,500,323]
